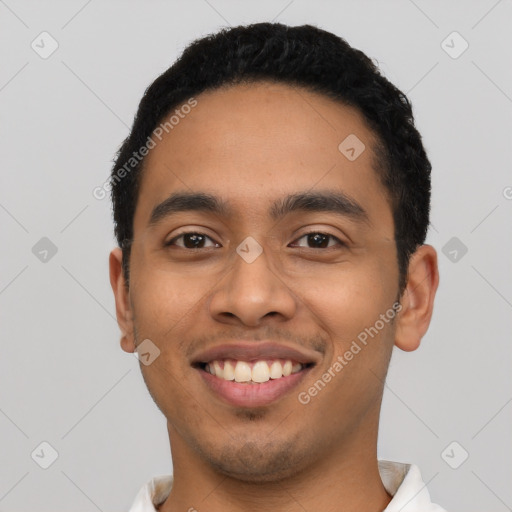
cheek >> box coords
[129,264,210,338]
[303,255,397,343]
[300,259,398,403]
[303,264,397,409]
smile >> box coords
[196,358,315,407]
[191,342,320,407]
[205,358,305,383]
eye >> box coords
[165,232,220,249]
[289,231,345,249]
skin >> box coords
[110,81,439,512]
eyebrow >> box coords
[147,190,370,227]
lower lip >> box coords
[197,366,313,407]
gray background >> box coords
[1,0,511,511]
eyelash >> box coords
[165,230,346,250]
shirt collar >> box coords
[128,460,447,512]
[378,461,447,511]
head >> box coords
[109,23,438,482]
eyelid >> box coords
[165,230,220,247]
[290,230,347,248]
[165,229,347,249]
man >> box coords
[109,22,445,511]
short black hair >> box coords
[110,22,432,294]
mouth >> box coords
[196,358,314,383]
[191,343,319,407]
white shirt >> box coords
[128,460,447,512]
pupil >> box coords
[184,233,204,249]
[309,233,328,248]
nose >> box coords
[208,240,297,327]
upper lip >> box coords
[191,341,321,366]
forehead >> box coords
[133,81,392,235]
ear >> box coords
[394,244,439,352]
[109,247,136,353]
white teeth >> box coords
[223,360,235,380]
[269,361,283,379]
[206,359,305,383]
[213,361,224,379]
[205,359,304,383]
[251,361,270,383]
[234,361,252,382]
[291,363,302,374]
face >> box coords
[111,82,427,482]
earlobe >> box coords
[109,247,136,353]
[394,244,439,352]
[120,333,135,353]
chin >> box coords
[201,439,311,484]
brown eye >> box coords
[290,232,345,249]
[166,232,220,249]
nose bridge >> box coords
[230,235,280,300]
[209,235,296,325]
